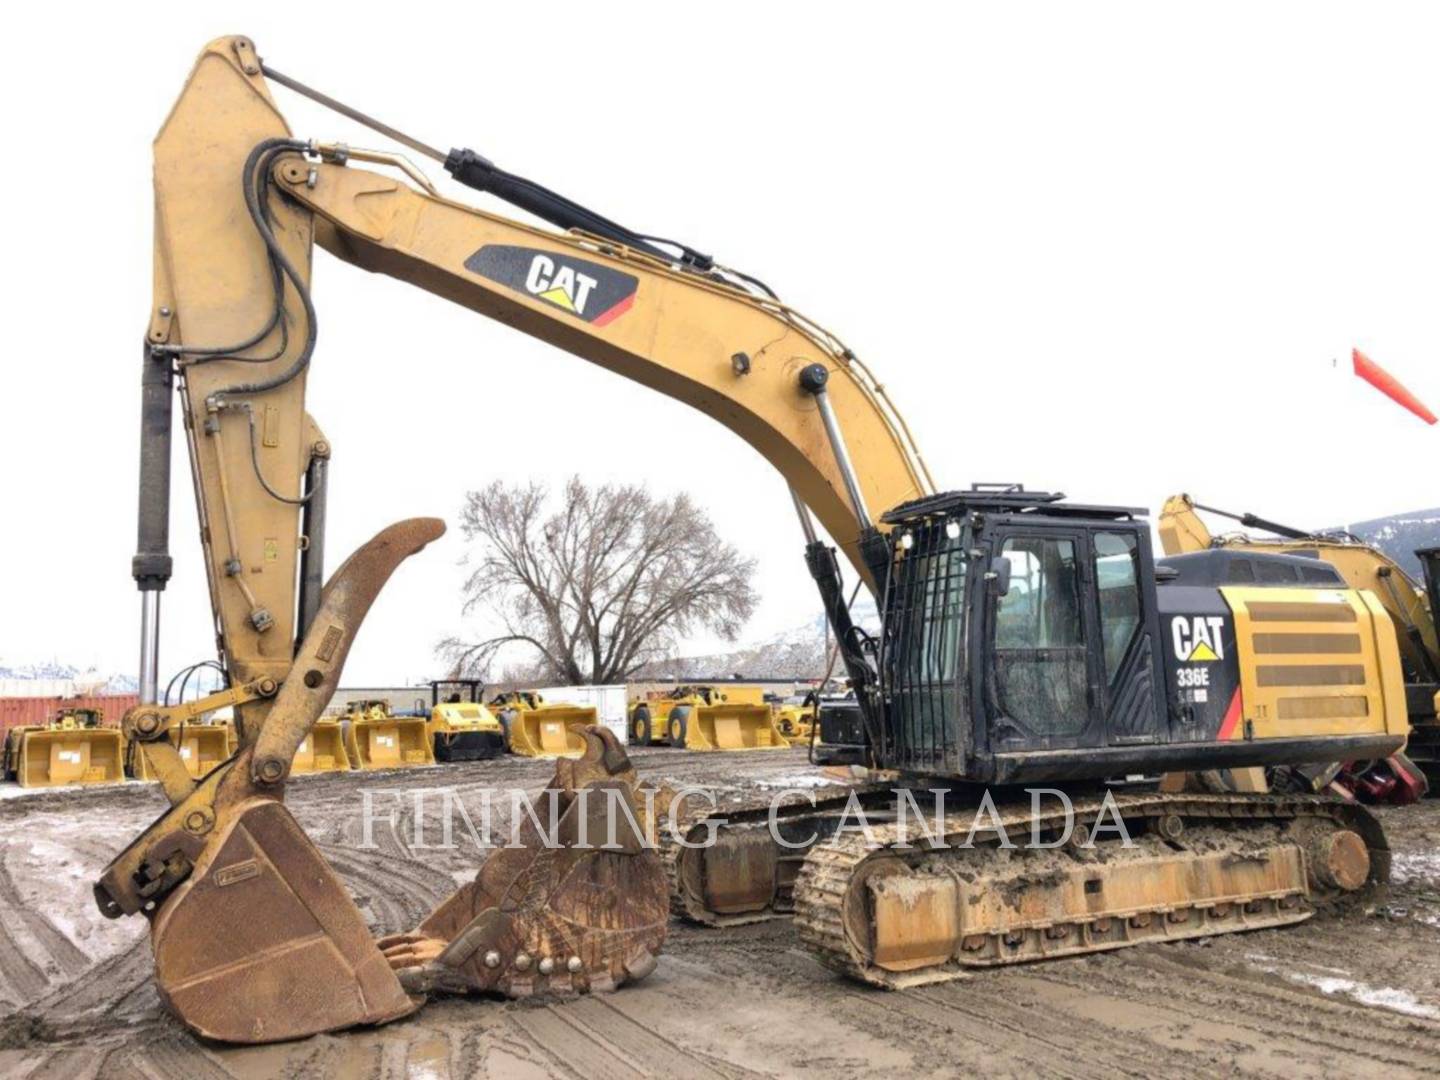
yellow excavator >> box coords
[99,36,1410,1045]
[1159,493,1437,795]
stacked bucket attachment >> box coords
[94,520,668,1044]
[290,718,350,774]
[343,701,436,770]
[669,699,789,751]
[380,729,669,997]
[491,693,592,758]
[629,687,792,750]
[128,721,237,781]
[3,710,126,787]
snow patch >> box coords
[1247,953,1439,1019]
[755,774,848,790]
[0,779,134,800]
[1389,851,1440,885]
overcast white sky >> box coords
[1,3,1435,686]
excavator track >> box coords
[659,782,896,926]
[792,790,1387,988]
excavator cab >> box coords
[864,488,1407,783]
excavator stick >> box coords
[96,519,444,1042]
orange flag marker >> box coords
[1352,348,1436,425]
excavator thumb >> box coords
[96,519,669,1042]
[95,519,444,1043]
[378,726,670,996]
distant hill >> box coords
[633,598,879,682]
[0,659,137,696]
[1332,507,1440,582]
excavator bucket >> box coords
[129,723,237,781]
[148,790,418,1042]
[670,702,790,751]
[501,705,594,758]
[344,709,436,770]
[377,727,669,998]
[290,718,350,774]
[6,725,126,786]
[96,519,447,1043]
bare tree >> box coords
[439,477,759,684]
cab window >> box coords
[992,536,1087,736]
[1094,531,1141,683]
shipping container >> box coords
[0,694,138,737]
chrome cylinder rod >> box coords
[789,486,819,544]
[139,592,161,705]
[798,364,872,530]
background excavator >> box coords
[1160,493,1437,796]
[102,36,1412,1044]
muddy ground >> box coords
[0,747,1436,1078]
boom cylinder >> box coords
[799,364,872,529]
[133,345,176,704]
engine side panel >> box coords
[1155,585,1243,742]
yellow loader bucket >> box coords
[504,706,593,758]
[129,723,237,781]
[290,718,350,774]
[9,726,126,786]
[671,703,789,752]
[345,715,436,770]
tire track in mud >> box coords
[92,1027,236,1080]
[0,854,91,978]
[8,937,159,1040]
[667,940,1129,1078]
[549,994,756,1079]
[1020,948,1440,1074]
[904,977,1231,1079]
[505,995,758,1080]
[316,842,450,937]
[0,922,49,1006]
